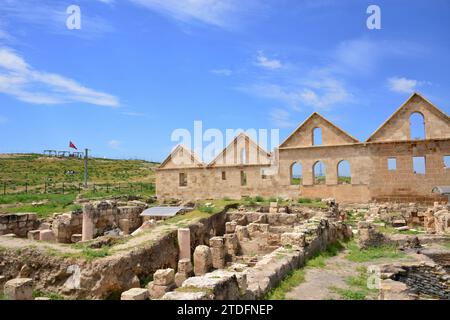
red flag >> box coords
[69,141,78,150]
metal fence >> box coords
[1,181,155,195]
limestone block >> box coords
[225,221,237,234]
[39,222,52,230]
[280,232,306,247]
[153,268,175,286]
[182,273,240,300]
[178,259,193,274]
[118,219,131,235]
[161,291,212,300]
[269,202,278,213]
[120,288,149,300]
[71,234,82,243]
[27,230,41,241]
[4,278,33,300]
[177,228,191,261]
[193,245,212,276]
[223,233,239,257]
[209,237,225,269]
[174,272,188,287]
[235,225,249,241]
[147,281,175,299]
[39,230,56,242]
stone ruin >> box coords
[0,200,147,245]
[1,197,449,300]
[118,200,353,300]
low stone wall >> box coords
[0,205,232,299]
[380,260,450,300]
[162,217,352,300]
[399,263,449,299]
[83,201,146,238]
[0,213,39,237]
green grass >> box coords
[1,193,80,218]
[33,290,65,300]
[330,287,367,300]
[265,242,345,300]
[291,177,302,185]
[441,242,450,249]
[330,266,379,300]
[0,153,158,187]
[376,225,421,235]
[345,240,405,262]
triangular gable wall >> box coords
[280,112,359,148]
[367,92,450,142]
[159,145,204,169]
[208,133,271,167]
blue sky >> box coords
[0,0,449,162]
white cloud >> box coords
[211,69,233,76]
[108,139,121,149]
[129,0,260,28]
[120,111,151,119]
[0,47,119,106]
[242,77,351,111]
[255,51,282,70]
[387,77,420,94]
[270,108,294,128]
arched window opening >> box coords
[410,112,425,140]
[313,161,326,184]
[290,162,302,185]
[312,127,323,146]
[337,160,351,184]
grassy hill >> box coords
[0,153,159,186]
[0,153,160,217]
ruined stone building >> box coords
[156,93,450,203]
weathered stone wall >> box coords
[0,213,39,237]
[0,205,232,299]
[394,263,449,300]
[156,94,450,203]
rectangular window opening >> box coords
[240,171,247,186]
[444,155,450,169]
[413,156,426,175]
[221,171,226,180]
[388,158,397,171]
[179,172,187,187]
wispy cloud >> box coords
[129,0,261,29]
[120,111,152,119]
[211,68,233,76]
[0,47,119,106]
[241,76,351,111]
[387,77,424,94]
[255,51,282,70]
[108,139,121,149]
[270,108,294,128]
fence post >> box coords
[25,182,28,194]
[62,183,65,194]
[93,184,96,193]
[44,182,47,194]
[3,182,5,195]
